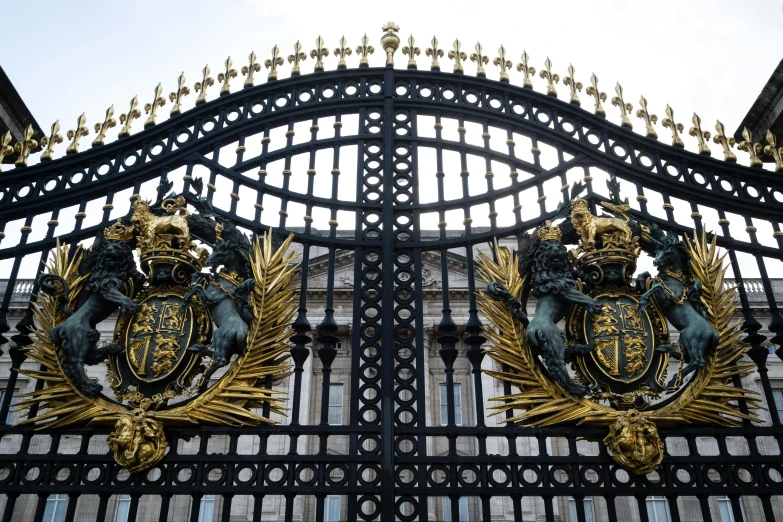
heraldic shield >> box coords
[479,182,761,476]
[15,188,300,474]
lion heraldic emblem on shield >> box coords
[15,190,300,473]
[479,183,760,475]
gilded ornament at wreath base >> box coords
[107,408,167,474]
[603,410,664,475]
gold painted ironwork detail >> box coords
[425,37,444,71]
[402,35,419,70]
[764,131,783,172]
[287,42,306,76]
[689,113,711,155]
[92,106,116,147]
[41,121,63,161]
[470,43,489,78]
[713,121,737,162]
[603,410,664,475]
[0,131,13,169]
[611,83,633,128]
[169,72,190,116]
[107,407,167,474]
[66,113,89,155]
[143,84,166,129]
[516,51,535,89]
[585,73,606,116]
[662,105,684,148]
[310,36,329,72]
[562,64,582,105]
[448,39,467,73]
[218,57,238,94]
[334,36,352,69]
[356,34,374,67]
[635,96,657,138]
[381,21,400,66]
[119,95,141,137]
[493,45,512,82]
[241,51,261,88]
[194,65,214,105]
[539,57,559,96]
[14,125,38,167]
[738,127,763,167]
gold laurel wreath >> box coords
[16,231,298,429]
[477,230,761,430]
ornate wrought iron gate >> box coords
[1,23,783,522]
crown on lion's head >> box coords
[104,219,135,242]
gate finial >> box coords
[493,45,512,82]
[334,37,352,69]
[194,65,215,105]
[516,51,535,88]
[13,125,38,167]
[242,52,261,88]
[0,131,12,169]
[92,106,116,147]
[585,73,606,116]
[636,96,657,138]
[65,113,90,155]
[402,35,420,70]
[119,95,141,137]
[310,36,329,72]
[689,113,711,155]
[448,39,467,73]
[661,105,684,148]
[425,37,443,71]
[738,127,763,167]
[288,42,306,76]
[41,121,63,160]
[712,121,737,162]
[381,21,400,66]
[218,57,238,94]
[562,64,582,105]
[143,84,166,129]
[470,43,489,78]
[763,131,783,172]
[611,83,633,128]
[169,72,191,116]
[539,57,559,96]
[356,34,374,67]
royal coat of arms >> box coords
[15,192,299,473]
[480,185,760,475]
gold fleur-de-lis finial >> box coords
[0,131,13,170]
[493,45,512,82]
[688,113,711,155]
[635,96,658,138]
[402,35,420,70]
[288,42,306,76]
[448,39,467,73]
[585,73,606,116]
[712,120,737,162]
[242,51,261,88]
[611,83,633,128]
[738,127,763,167]
[194,65,214,105]
[218,56,238,94]
[65,113,90,154]
[310,36,329,72]
[661,105,684,148]
[539,57,559,96]
[264,46,284,80]
[334,36,352,69]
[425,37,444,71]
[169,72,190,116]
[381,21,400,66]
[562,64,582,105]
[516,51,536,89]
[40,120,63,160]
[356,34,374,67]
[143,84,166,129]
[119,95,141,137]
[13,125,38,167]
[470,43,489,77]
[92,106,116,147]
[764,131,783,172]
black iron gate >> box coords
[1,24,783,522]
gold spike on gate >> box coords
[65,113,90,154]
[585,73,606,116]
[611,83,633,128]
[425,37,443,71]
[288,42,306,76]
[310,36,329,72]
[539,57,559,96]
[194,65,214,105]
[662,105,684,148]
[448,39,467,73]
[41,121,63,160]
[493,46,512,83]
[218,57,238,94]
[334,37,352,69]
[636,96,657,138]
[402,35,419,70]
[169,72,190,116]
[738,127,763,167]
[470,43,489,78]
[562,64,582,105]
[689,114,712,155]
[764,131,783,172]
[242,52,261,88]
[92,106,116,147]
[0,131,14,169]
[713,121,737,162]
[13,125,38,167]
[119,95,141,137]
[143,84,166,128]
[356,34,374,67]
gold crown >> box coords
[537,220,562,242]
[104,219,135,242]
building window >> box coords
[569,497,597,522]
[0,389,19,425]
[328,384,344,425]
[114,494,133,522]
[324,495,341,522]
[440,383,463,425]
[43,494,68,522]
[197,495,215,522]
[718,496,746,522]
[441,497,468,521]
[646,496,670,522]
[773,391,783,421]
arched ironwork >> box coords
[1,23,782,522]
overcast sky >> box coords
[2,0,782,278]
